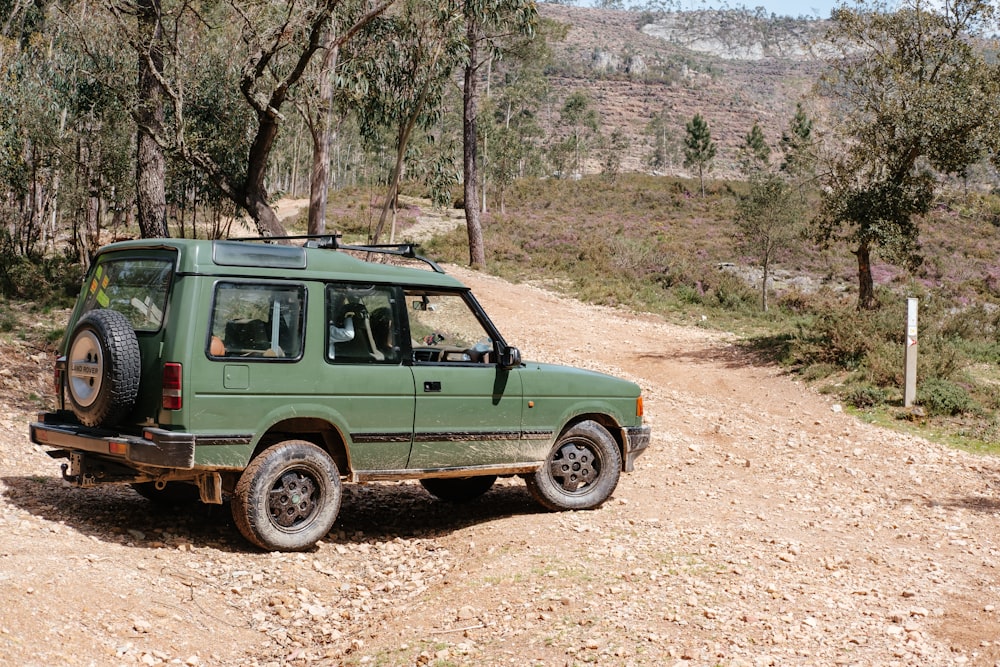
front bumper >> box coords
[622,424,651,472]
[30,411,195,470]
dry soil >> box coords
[1,259,999,667]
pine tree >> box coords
[683,113,716,197]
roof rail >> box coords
[227,233,444,273]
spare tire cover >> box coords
[65,309,141,427]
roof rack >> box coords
[227,233,444,273]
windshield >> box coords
[79,257,173,332]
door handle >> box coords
[423,381,442,393]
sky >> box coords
[664,0,842,18]
[579,0,847,19]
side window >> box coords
[326,284,400,364]
[405,290,494,363]
[209,282,305,360]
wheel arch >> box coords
[559,412,626,469]
[251,416,351,476]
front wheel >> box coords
[231,440,342,552]
[526,421,622,511]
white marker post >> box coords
[904,297,918,407]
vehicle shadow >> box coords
[1,475,544,553]
[937,495,1000,515]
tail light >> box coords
[162,363,182,410]
[54,356,66,407]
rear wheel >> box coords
[231,440,341,552]
[526,421,621,511]
[419,475,497,503]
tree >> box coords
[479,17,561,214]
[106,0,395,238]
[739,121,770,176]
[779,101,815,180]
[683,113,715,196]
[601,127,629,182]
[817,0,1000,309]
[459,0,536,268]
[646,108,679,172]
[551,90,599,178]
[734,174,802,312]
[133,0,168,238]
[343,0,465,245]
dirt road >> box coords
[2,265,999,666]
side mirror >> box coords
[499,346,521,370]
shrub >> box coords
[711,272,757,312]
[845,383,888,409]
[917,378,974,416]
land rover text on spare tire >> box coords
[30,237,650,551]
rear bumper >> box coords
[30,412,195,469]
[622,424,651,472]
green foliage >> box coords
[918,378,974,417]
[549,91,600,177]
[683,113,716,196]
[0,243,81,306]
[846,383,888,409]
[739,121,770,175]
[818,1,1000,309]
[601,127,629,182]
[733,173,803,311]
[646,108,680,171]
[779,102,814,179]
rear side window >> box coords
[80,257,173,332]
[210,282,306,360]
[326,284,401,364]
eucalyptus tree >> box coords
[480,16,563,214]
[98,0,393,238]
[341,0,465,245]
[552,90,599,177]
[646,108,679,172]
[459,0,536,268]
[2,4,133,261]
[817,0,1000,309]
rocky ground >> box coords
[2,259,1000,667]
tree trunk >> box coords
[243,114,287,237]
[855,242,878,310]
[135,0,168,238]
[761,255,769,313]
[245,189,285,238]
[308,34,339,236]
[463,18,486,269]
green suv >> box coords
[30,237,650,551]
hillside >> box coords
[537,4,825,175]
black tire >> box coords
[525,421,622,511]
[419,475,497,503]
[231,440,341,552]
[65,309,141,428]
[132,482,201,504]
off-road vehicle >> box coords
[30,236,650,551]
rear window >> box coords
[80,257,173,332]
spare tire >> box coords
[65,309,141,427]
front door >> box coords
[403,290,524,469]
